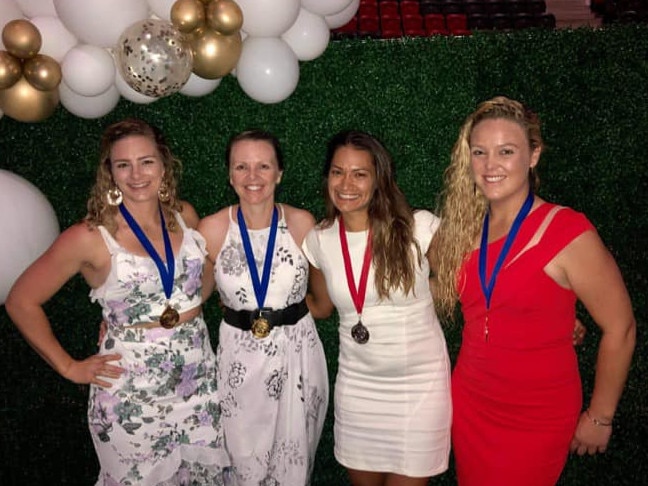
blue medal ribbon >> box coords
[237,206,279,309]
[119,203,175,300]
[479,190,534,309]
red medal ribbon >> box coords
[339,217,373,317]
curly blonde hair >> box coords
[320,130,421,299]
[433,96,544,319]
[85,118,183,234]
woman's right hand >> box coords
[63,353,124,388]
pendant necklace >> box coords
[339,216,373,344]
[238,206,279,339]
[478,190,534,340]
[119,203,179,329]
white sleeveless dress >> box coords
[214,205,329,486]
[89,213,232,485]
[302,210,452,477]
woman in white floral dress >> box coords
[6,119,231,485]
[199,130,329,486]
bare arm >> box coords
[306,264,335,319]
[197,208,230,302]
[550,231,636,454]
[5,224,123,387]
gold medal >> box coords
[251,317,271,339]
[160,305,180,329]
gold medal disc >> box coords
[160,306,180,329]
[251,317,271,338]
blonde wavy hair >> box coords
[320,130,421,299]
[433,96,544,319]
[85,118,183,234]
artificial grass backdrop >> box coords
[1,25,646,485]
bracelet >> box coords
[586,409,613,427]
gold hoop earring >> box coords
[158,181,171,203]
[107,187,123,206]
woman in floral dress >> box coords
[6,119,231,485]
[199,130,329,486]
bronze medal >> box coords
[160,305,180,329]
[251,317,271,339]
[351,320,370,344]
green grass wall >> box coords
[1,24,647,485]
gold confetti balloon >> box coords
[116,19,193,98]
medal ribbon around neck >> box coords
[119,203,178,327]
[339,216,373,343]
[237,206,279,310]
[479,190,534,309]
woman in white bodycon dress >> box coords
[302,130,452,486]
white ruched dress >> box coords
[302,210,452,477]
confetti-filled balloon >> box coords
[115,19,193,98]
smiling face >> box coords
[469,117,541,207]
[229,139,282,206]
[110,135,165,205]
[327,145,376,221]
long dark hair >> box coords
[321,130,421,299]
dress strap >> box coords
[174,210,188,231]
[95,226,119,255]
[228,205,236,225]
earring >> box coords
[107,187,123,206]
[158,180,171,202]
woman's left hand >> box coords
[570,410,612,455]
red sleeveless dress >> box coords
[451,203,595,486]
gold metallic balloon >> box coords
[0,76,59,122]
[171,0,206,34]
[0,50,22,90]
[2,19,42,60]
[190,27,241,79]
[23,54,62,91]
[206,0,243,35]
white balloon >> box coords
[147,0,175,21]
[114,59,158,104]
[59,80,120,119]
[0,0,24,50]
[325,0,359,29]
[15,0,56,17]
[282,8,330,61]
[53,0,149,48]
[301,0,352,17]
[237,0,301,37]
[236,36,299,104]
[30,16,78,63]
[180,73,221,97]
[62,45,115,97]
[0,170,59,305]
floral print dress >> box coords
[89,214,232,485]
[214,205,329,486]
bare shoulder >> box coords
[38,221,108,272]
[179,200,200,228]
[283,204,316,229]
[198,206,231,233]
[197,206,231,257]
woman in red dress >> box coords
[431,96,636,485]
